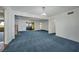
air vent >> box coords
[67,11,74,15]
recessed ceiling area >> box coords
[15,15,48,21]
[0,6,4,13]
[10,6,79,17]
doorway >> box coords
[0,9,5,51]
[26,22,35,30]
[0,21,4,51]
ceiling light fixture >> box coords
[41,7,47,16]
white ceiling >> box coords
[11,6,79,17]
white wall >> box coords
[54,8,79,42]
[41,21,48,30]
[48,17,55,34]
[16,19,27,31]
[0,9,4,20]
[34,20,48,31]
[0,13,4,18]
[4,7,15,44]
[34,21,40,30]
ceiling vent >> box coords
[67,11,74,15]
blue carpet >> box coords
[3,30,79,52]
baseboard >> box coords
[4,44,8,48]
[49,33,56,35]
[56,35,79,43]
[36,30,48,32]
[3,39,15,51]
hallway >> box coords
[4,30,79,52]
